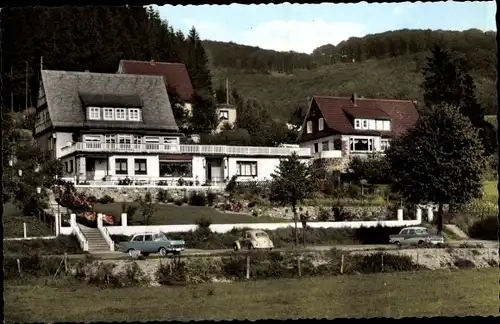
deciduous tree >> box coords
[385,103,485,234]
[135,191,157,225]
[269,153,314,246]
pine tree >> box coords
[421,46,463,113]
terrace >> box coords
[60,142,312,158]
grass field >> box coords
[482,181,497,205]
[94,202,287,225]
[5,268,497,322]
[3,203,53,238]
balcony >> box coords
[61,142,312,158]
[312,150,343,159]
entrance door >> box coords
[206,163,212,182]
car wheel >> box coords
[394,242,400,248]
[417,240,425,247]
[159,247,168,256]
[128,249,135,256]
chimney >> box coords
[350,93,357,106]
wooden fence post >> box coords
[297,253,301,277]
[64,253,68,273]
[23,222,27,238]
[17,259,22,276]
[340,254,344,274]
[246,255,250,280]
[381,254,384,271]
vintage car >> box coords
[233,230,274,251]
[119,232,185,257]
[389,226,445,246]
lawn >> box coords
[94,202,287,225]
[4,268,497,322]
[482,180,497,205]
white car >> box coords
[233,230,274,251]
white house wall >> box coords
[300,135,338,153]
[192,156,205,184]
[55,132,73,159]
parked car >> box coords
[119,232,185,257]
[233,230,274,251]
[389,226,444,246]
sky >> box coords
[154,1,496,54]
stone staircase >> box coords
[79,225,112,253]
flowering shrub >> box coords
[81,212,116,225]
[225,201,243,212]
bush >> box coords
[206,191,217,206]
[195,216,212,232]
[4,235,84,255]
[453,258,475,269]
[156,260,188,285]
[174,198,184,206]
[189,191,207,206]
[317,207,331,222]
[156,189,171,203]
[97,195,115,204]
[354,253,423,273]
[4,255,64,280]
[468,215,498,240]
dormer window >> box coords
[354,120,361,129]
[103,108,114,120]
[306,121,312,134]
[362,120,368,129]
[318,118,324,131]
[128,108,140,121]
[115,108,126,120]
[88,107,100,120]
[219,110,229,120]
[383,120,391,131]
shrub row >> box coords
[4,235,84,256]
[4,250,424,286]
[111,225,406,250]
[156,189,218,207]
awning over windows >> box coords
[159,154,192,161]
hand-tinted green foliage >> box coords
[386,104,486,233]
[344,153,389,184]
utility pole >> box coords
[10,66,14,112]
[25,61,28,111]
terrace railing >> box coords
[61,142,311,158]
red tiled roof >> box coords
[313,96,419,136]
[118,60,195,102]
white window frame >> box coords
[354,119,361,129]
[88,107,100,120]
[349,137,374,152]
[143,136,160,144]
[362,120,368,130]
[368,119,376,130]
[236,161,257,177]
[103,108,114,120]
[104,134,116,143]
[115,108,126,120]
[219,110,229,120]
[381,139,390,151]
[128,108,140,121]
[163,137,178,145]
[321,141,329,151]
[306,121,312,134]
[376,120,383,130]
[83,135,102,142]
[133,135,142,144]
[318,118,324,131]
[117,134,132,144]
[383,120,391,131]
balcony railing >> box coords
[61,142,312,157]
[312,150,343,159]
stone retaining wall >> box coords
[76,187,222,202]
[254,205,390,221]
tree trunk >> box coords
[292,204,299,247]
[437,202,443,235]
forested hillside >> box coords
[204,28,496,119]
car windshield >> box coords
[414,229,428,234]
[255,232,268,238]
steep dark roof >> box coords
[308,96,419,136]
[40,70,178,131]
[118,60,195,103]
[79,92,143,108]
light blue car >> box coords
[119,232,185,257]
